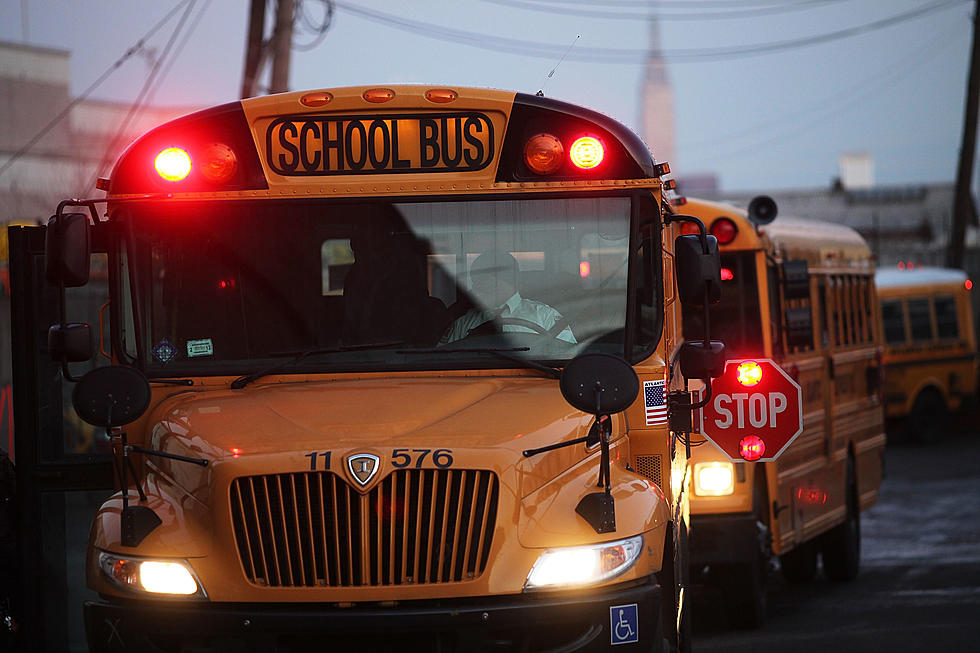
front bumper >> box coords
[85,578,661,653]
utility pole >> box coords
[241,0,266,98]
[950,0,980,268]
[270,0,294,94]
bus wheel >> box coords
[780,541,818,583]
[908,389,948,443]
[821,457,861,581]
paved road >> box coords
[692,427,980,652]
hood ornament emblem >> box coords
[346,453,380,487]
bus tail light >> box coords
[710,217,738,244]
[720,267,734,281]
[739,435,765,461]
[154,148,192,181]
[569,136,603,169]
[524,133,564,174]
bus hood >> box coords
[148,376,605,498]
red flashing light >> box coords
[199,143,238,183]
[710,217,738,245]
[739,435,765,461]
[966,280,973,291]
[154,147,191,181]
[524,133,564,175]
[897,262,905,270]
[720,267,734,281]
[579,260,591,278]
[569,136,603,169]
[796,487,828,505]
[231,447,241,458]
[736,361,763,386]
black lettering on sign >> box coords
[266,112,495,175]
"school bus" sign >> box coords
[266,112,495,176]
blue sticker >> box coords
[152,339,177,364]
[610,603,639,645]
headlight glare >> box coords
[99,552,204,597]
[525,535,643,590]
[694,461,735,496]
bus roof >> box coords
[875,267,968,289]
[762,216,872,270]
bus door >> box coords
[7,223,113,653]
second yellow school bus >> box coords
[675,198,886,628]
[876,266,978,441]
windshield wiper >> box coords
[231,341,404,389]
[397,347,561,379]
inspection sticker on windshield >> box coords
[610,603,639,645]
[152,338,177,364]
[187,339,214,357]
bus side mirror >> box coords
[49,323,93,362]
[45,212,91,287]
[674,234,721,306]
[782,259,810,300]
[679,340,726,380]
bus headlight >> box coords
[694,462,735,496]
[524,535,643,590]
[99,551,206,598]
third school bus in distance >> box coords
[673,198,886,628]
[875,266,978,441]
[6,85,733,652]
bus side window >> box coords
[818,278,831,349]
[881,300,906,345]
[907,298,933,342]
[934,295,959,340]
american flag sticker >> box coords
[644,379,667,426]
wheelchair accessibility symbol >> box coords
[610,603,639,645]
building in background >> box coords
[640,20,675,169]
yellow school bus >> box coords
[876,266,978,441]
[11,86,734,652]
[675,198,886,628]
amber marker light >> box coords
[300,92,333,107]
[569,136,603,169]
[524,133,564,174]
[363,88,395,103]
[199,143,238,183]
[737,361,763,386]
[154,147,191,181]
[739,435,766,461]
[425,88,457,103]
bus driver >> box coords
[440,251,576,344]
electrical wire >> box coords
[88,0,199,190]
[479,0,848,21]
[0,0,193,180]
[331,0,966,64]
[293,0,335,51]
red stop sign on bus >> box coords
[700,359,803,462]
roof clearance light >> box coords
[739,435,766,461]
[720,267,734,281]
[425,88,457,103]
[710,217,738,245]
[154,147,191,182]
[199,143,238,183]
[524,133,564,175]
[363,88,395,103]
[300,91,333,107]
[569,136,603,169]
[736,361,763,386]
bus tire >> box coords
[780,541,818,583]
[821,456,860,582]
[907,389,948,443]
[656,524,692,653]
[719,480,769,629]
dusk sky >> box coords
[1,0,974,191]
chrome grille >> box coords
[231,469,498,588]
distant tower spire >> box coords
[641,19,676,169]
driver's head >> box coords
[469,251,519,308]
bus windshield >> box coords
[120,195,656,375]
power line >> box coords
[332,0,966,64]
[479,0,849,21]
[0,0,193,180]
